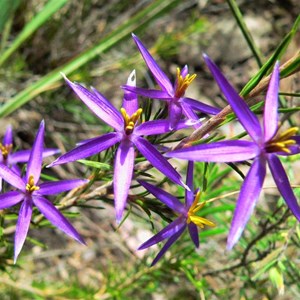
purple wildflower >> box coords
[122,34,221,130]
[48,71,189,223]
[167,57,300,249]
[0,121,88,262]
[138,161,215,266]
[0,125,59,191]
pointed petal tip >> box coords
[60,72,68,81]
[226,241,234,251]
[150,260,158,267]
[181,180,191,191]
[76,235,87,246]
[202,53,210,61]
[46,161,56,168]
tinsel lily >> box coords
[48,71,189,223]
[168,57,300,249]
[122,34,220,130]
[138,161,215,266]
[0,125,59,191]
[0,121,88,262]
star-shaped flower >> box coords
[168,57,300,249]
[0,125,59,191]
[122,34,221,130]
[0,121,88,262]
[48,71,189,223]
[138,161,215,266]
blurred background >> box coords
[0,0,299,299]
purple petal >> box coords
[272,136,300,156]
[9,150,33,164]
[181,97,221,115]
[48,132,122,167]
[3,125,13,145]
[268,154,300,221]
[264,62,280,142]
[138,180,185,214]
[203,54,263,143]
[151,225,186,266]
[33,195,85,244]
[11,164,21,176]
[122,85,171,100]
[132,33,173,95]
[227,157,266,250]
[0,191,24,209]
[9,148,59,165]
[76,136,100,146]
[62,74,123,131]
[114,142,135,223]
[0,163,25,190]
[188,223,199,248]
[14,198,33,263]
[168,102,182,130]
[180,65,189,77]
[289,135,300,155]
[181,102,202,129]
[122,70,139,115]
[138,217,186,249]
[37,179,89,196]
[167,140,260,162]
[26,120,44,184]
[185,161,194,207]
[0,177,2,192]
[134,136,187,189]
[135,119,189,136]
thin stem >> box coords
[226,0,263,67]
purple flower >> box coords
[48,71,189,223]
[138,161,215,266]
[122,34,221,130]
[167,56,300,249]
[0,125,59,191]
[0,121,88,262]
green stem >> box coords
[226,0,263,67]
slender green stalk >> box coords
[0,0,68,67]
[226,0,263,67]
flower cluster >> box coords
[1,34,299,265]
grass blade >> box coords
[240,14,300,97]
[0,0,180,118]
[0,0,68,67]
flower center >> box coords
[26,175,40,193]
[120,107,143,135]
[174,67,197,98]
[186,190,215,228]
[266,127,298,154]
[0,143,12,160]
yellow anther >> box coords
[0,143,12,159]
[174,68,197,98]
[266,127,298,154]
[276,127,298,141]
[120,108,143,135]
[25,175,40,193]
[186,190,215,228]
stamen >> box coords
[0,143,13,159]
[120,108,143,135]
[276,127,298,141]
[174,67,197,98]
[186,191,215,228]
[266,127,298,154]
[26,175,40,192]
